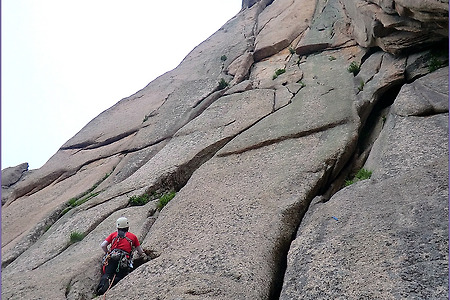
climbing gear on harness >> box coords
[111,249,131,270]
[102,232,135,273]
[102,249,132,273]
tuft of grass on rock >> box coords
[68,198,78,208]
[157,191,176,210]
[297,80,306,88]
[273,68,286,80]
[344,168,372,187]
[69,231,84,244]
[64,172,110,212]
[344,179,354,187]
[358,80,365,91]
[428,55,443,72]
[355,168,372,180]
[129,193,151,206]
[220,55,227,62]
[218,78,229,90]
[348,61,360,76]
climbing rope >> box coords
[102,273,116,300]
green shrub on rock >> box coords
[273,68,286,80]
[355,168,372,180]
[129,194,151,206]
[69,231,84,244]
[348,61,360,76]
[218,78,229,90]
[157,191,176,210]
[345,168,372,187]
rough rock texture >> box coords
[342,0,448,54]
[2,0,448,299]
[1,163,29,205]
[1,163,29,187]
[280,67,449,300]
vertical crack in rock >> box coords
[273,82,410,298]
[320,83,403,203]
[64,278,73,299]
[356,84,402,156]
[271,89,278,112]
[269,162,342,299]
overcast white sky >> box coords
[2,0,242,170]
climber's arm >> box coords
[135,245,145,256]
[100,240,109,254]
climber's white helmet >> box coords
[116,217,129,229]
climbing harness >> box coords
[111,233,134,250]
[102,233,135,274]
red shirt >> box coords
[105,231,140,254]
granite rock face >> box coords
[1,163,29,205]
[2,0,448,299]
[342,0,448,54]
[279,67,449,300]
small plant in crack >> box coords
[218,78,229,90]
[44,224,52,233]
[345,168,373,186]
[68,198,78,208]
[428,55,444,72]
[220,55,227,62]
[65,281,73,297]
[355,168,372,180]
[157,191,176,210]
[328,56,336,61]
[61,174,108,216]
[348,61,360,76]
[69,231,84,244]
[67,192,100,208]
[344,179,354,187]
[358,80,365,92]
[297,80,306,87]
[289,47,296,55]
[273,68,286,80]
[129,193,151,206]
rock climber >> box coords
[96,216,147,295]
